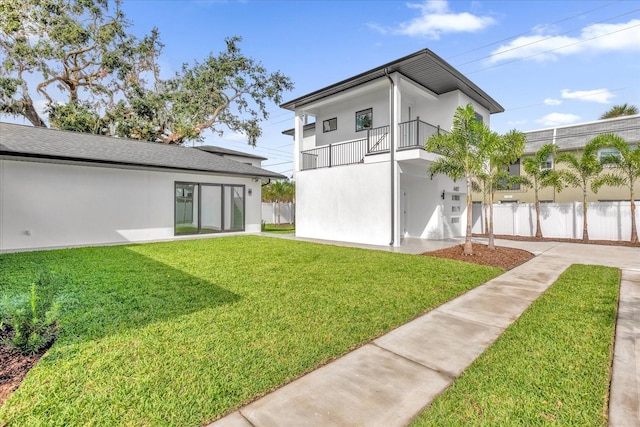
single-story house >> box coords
[0,123,284,252]
[281,48,503,246]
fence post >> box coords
[367,129,371,153]
[437,125,440,136]
[328,144,332,167]
[416,116,420,147]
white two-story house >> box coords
[282,49,503,247]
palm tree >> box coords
[426,104,487,255]
[592,134,639,243]
[263,180,295,225]
[600,103,638,119]
[556,137,607,241]
[521,144,564,238]
[483,129,526,249]
[473,172,490,235]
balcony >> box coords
[300,118,443,171]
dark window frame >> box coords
[355,108,373,132]
[322,117,337,133]
[174,182,245,235]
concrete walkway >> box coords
[210,238,639,427]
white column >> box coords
[392,74,402,246]
[293,111,304,174]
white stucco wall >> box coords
[399,163,465,239]
[295,162,391,246]
[0,159,262,252]
[433,91,491,129]
[315,91,390,147]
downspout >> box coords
[385,68,395,246]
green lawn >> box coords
[0,236,499,426]
[262,223,295,234]
[412,264,620,426]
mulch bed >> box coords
[0,327,46,407]
[422,243,535,270]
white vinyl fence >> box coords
[472,201,639,241]
[262,202,294,225]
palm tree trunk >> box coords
[483,201,488,234]
[488,191,495,249]
[631,190,637,243]
[277,200,281,225]
[582,188,589,242]
[464,175,473,256]
[534,187,542,238]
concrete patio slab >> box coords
[374,310,503,378]
[237,344,451,427]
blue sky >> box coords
[17,1,640,176]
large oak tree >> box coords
[0,0,293,145]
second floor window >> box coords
[323,117,337,132]
[598,148,621,167]
[356,108,372,132]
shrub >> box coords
[0,271,62,355]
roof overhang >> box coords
[281,48,504,114]
[0,151,286,180]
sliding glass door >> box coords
[175,182,245,235]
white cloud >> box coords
[536,113,581,127]
[561,88,614,104]
[489,19,640,63]
[544,98,562,106]
[373,0,496,39]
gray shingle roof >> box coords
[281,48,504,114]
[524,115,640,154]
[0,123,285,179]
[196,145,267,160]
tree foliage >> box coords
[0,0,293,146]
[591,134,640,243]
[556,137,607,242]
[482,129,526,249]
[0,0,150,127]
[521,144,564,238]
[600,103,638,120]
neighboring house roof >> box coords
[281,48,504,114]
[0,122,285,179]
[281,123,317,136]
[524,115,640,154]
[196,145,267,160]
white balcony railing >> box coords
[300,118,443,170]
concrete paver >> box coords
[435,286,540,329]
[209,239,639,427]
[237,344,451,427]
[374,311,503,378]
[609,269,640,427]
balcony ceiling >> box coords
[281,48,504,114]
